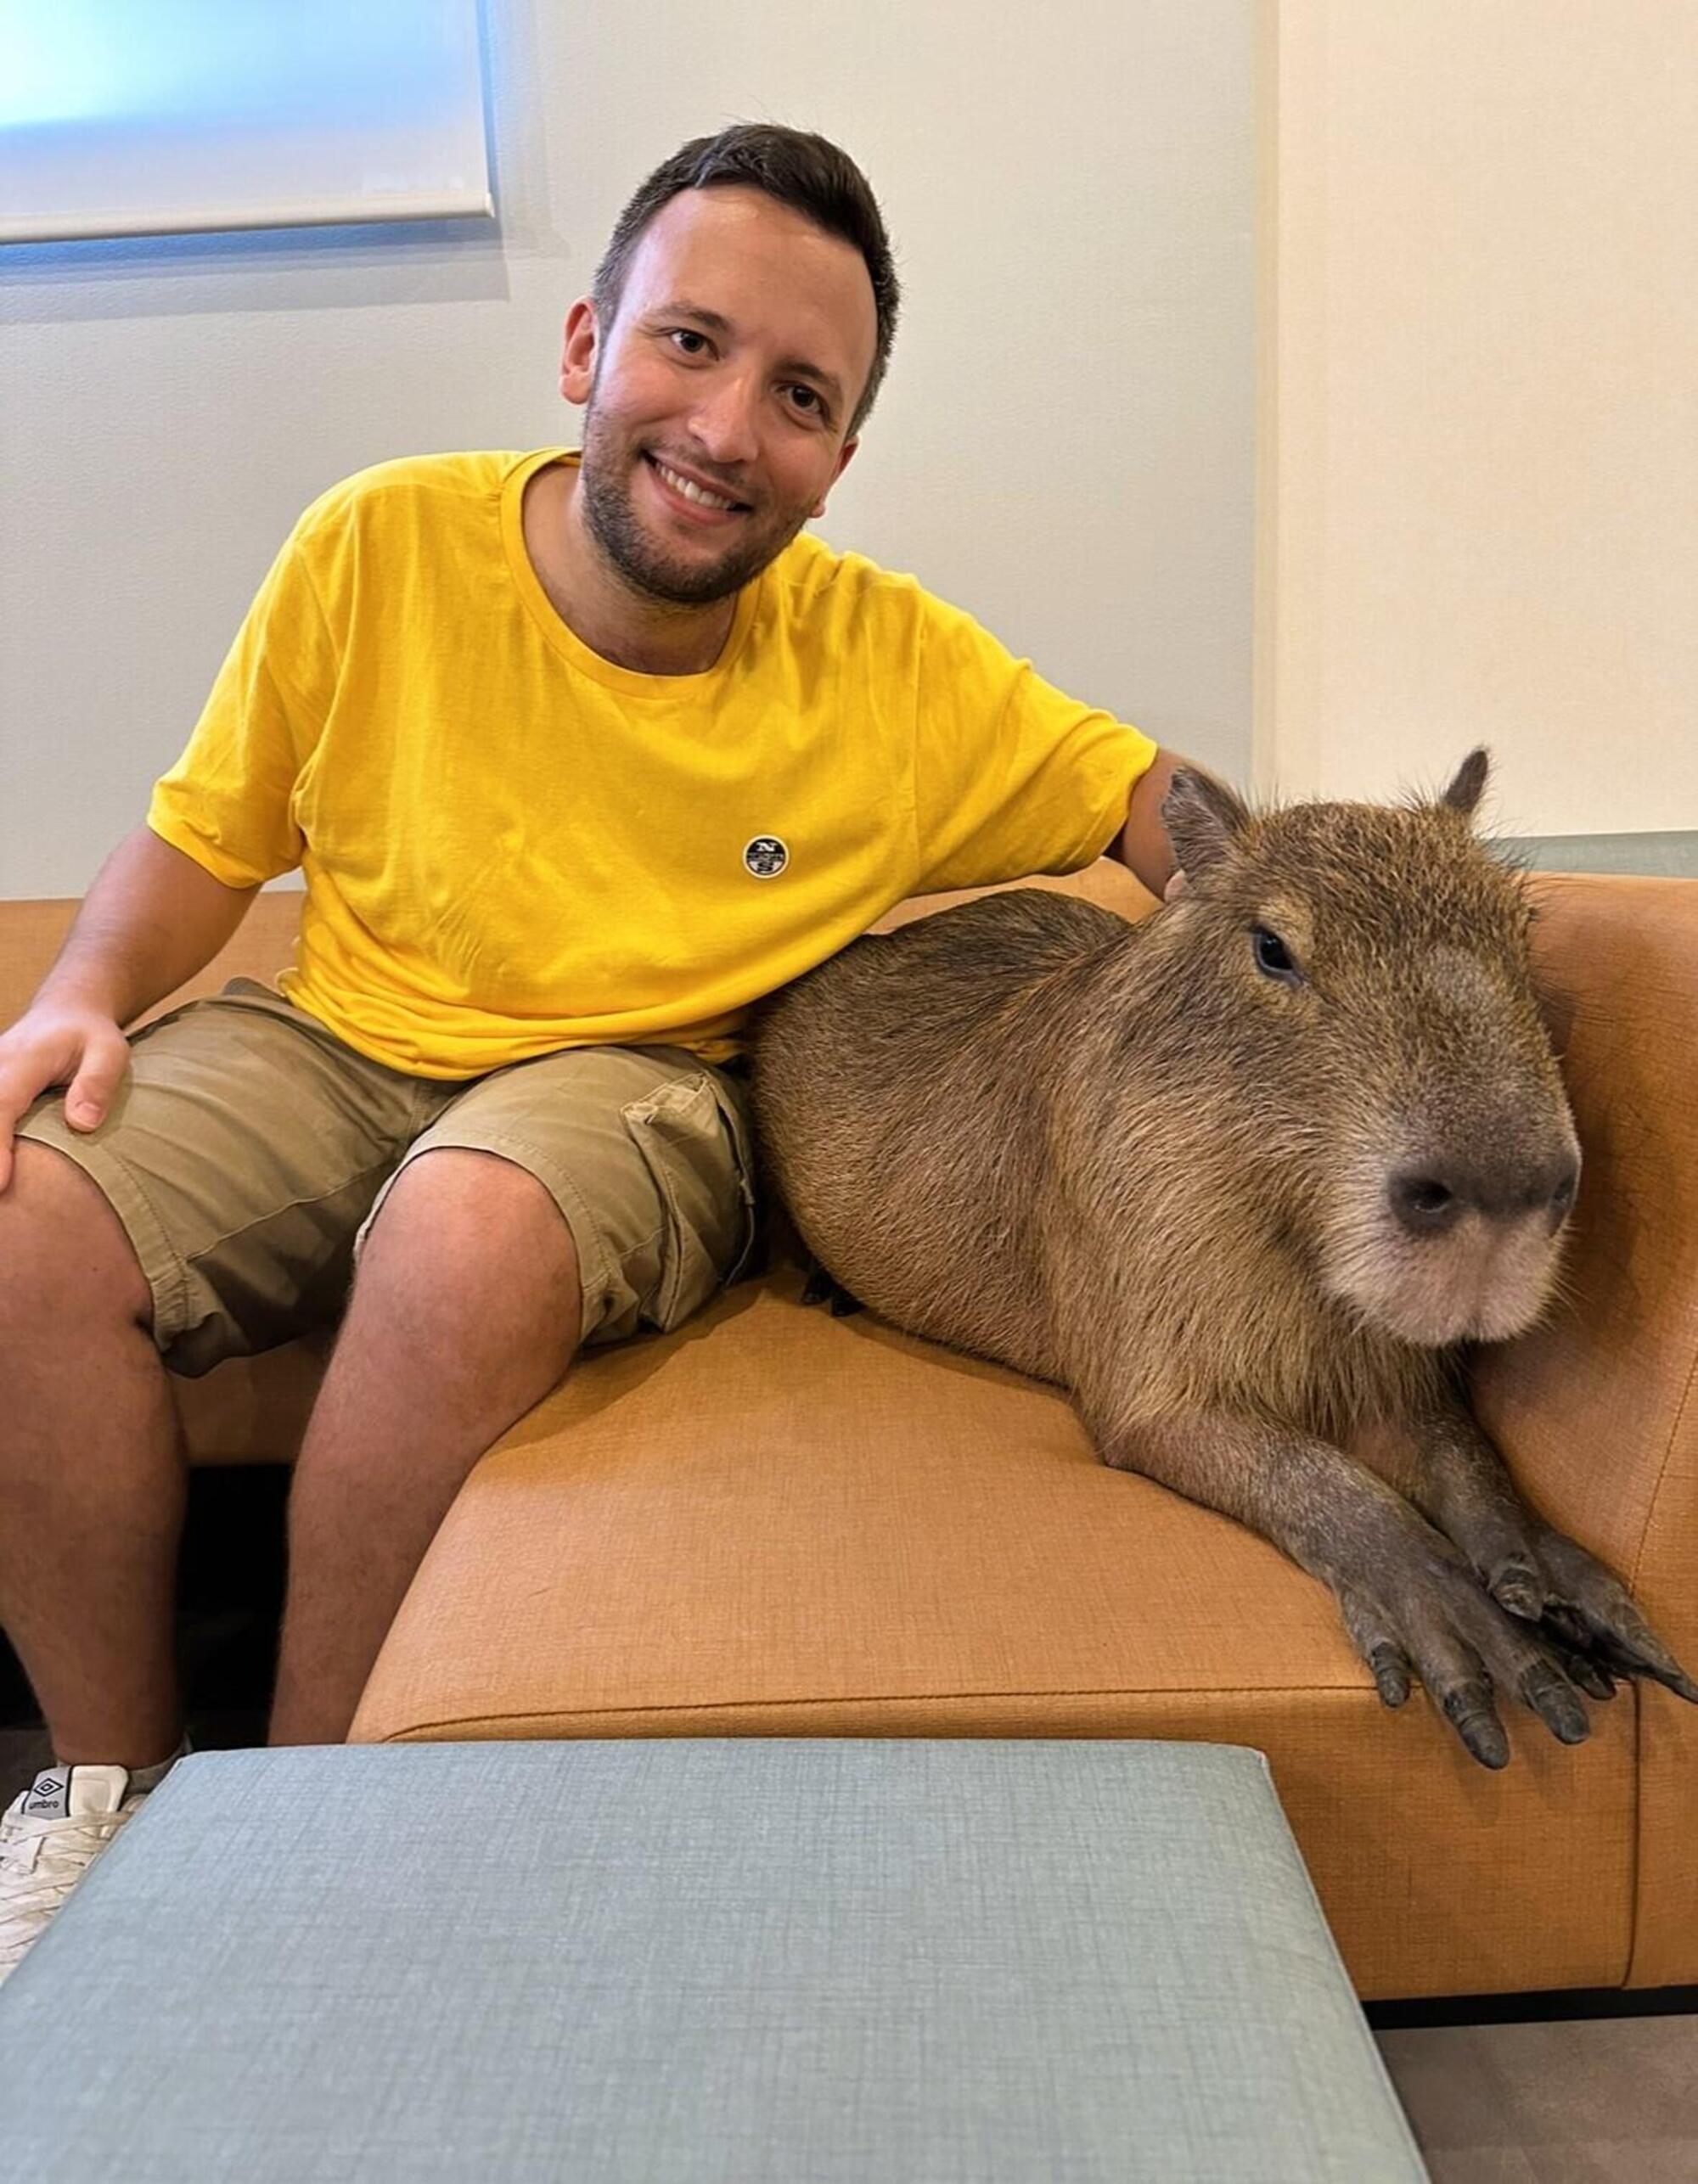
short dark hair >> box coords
[591,123,901,438]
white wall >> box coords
[1259,0,1697,839]
[0,0,1256,899]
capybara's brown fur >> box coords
[748,750,1698,1766]
[751,750,1575,1448]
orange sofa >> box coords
[3,862,1693,2002]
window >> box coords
[0,1,491,243]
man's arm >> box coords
[1110,747,1197,901]
[33,825,258,1027]
[0,826,256,1191]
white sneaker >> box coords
[0,1759,171,1986]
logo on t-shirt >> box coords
[743,835,789,879]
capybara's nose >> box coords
[1388,1171,1466,1236]
[1388,1151,1580,1237]
[1543,1151,1581,1230]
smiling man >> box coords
[553,188,871,653]
[0,125,1190,1979]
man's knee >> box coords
[0,1143,153,1336]
[353,1147,584,1362]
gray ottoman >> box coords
[0,1740,1426,2181]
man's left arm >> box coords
[1110,746,1197,901]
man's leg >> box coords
[266,1148,583,1748]
[0,1146,187,1771]
[4,978,447,1788]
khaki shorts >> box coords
[18,979,758,1378]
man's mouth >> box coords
[643,452,749,516]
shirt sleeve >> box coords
[910,590,1159,895]
[146,512,341,888]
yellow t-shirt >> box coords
[148,450,1158,1077]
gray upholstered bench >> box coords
[0,1740,1427,2181]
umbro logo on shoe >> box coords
[22,1776,68,1817]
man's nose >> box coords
[687,371,762,467]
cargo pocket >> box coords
[619,1070,758,1333]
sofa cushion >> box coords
[351,1264,1635,2002]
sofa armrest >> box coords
[1470,873,1698,1663]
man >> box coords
[0,126,1190,1979]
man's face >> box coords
[560,186,878,607]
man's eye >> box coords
[667,328,709,356]
[786,384,823,417]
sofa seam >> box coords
[1622,1289,1698,1597]
[370,1679,1396,1740]
[1622,1293,1698,1988]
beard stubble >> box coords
[576,399,814,609]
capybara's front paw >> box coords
[1514,1527,1698,1705]
[1335,1547,1599,1769]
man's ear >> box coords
[560,297,599,407]
[812,435,860,519]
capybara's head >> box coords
[1156,749,1579,1348]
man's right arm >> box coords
[0,825,256,1191]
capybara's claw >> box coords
[1486,1558,1544,1621]
[1535,1623,1616,1702]
[1516,1659,1590,1744]
[1532,1528,1698,1704]
[1603,1642,1698,1705]
[1367,1643,1411,1709]
[1441,1680,1510,1770]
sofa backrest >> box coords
[0,891,306,1034]
[2,861,1159,1034]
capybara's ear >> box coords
[1161,766,1251,878]
[1440,747,1491,819]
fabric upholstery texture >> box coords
[1472,874,1698,1989]
[0,1741,1429,2182]
[351,1268,1636,2002]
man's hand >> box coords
[1114,749,1200,900]
[0,1004,131,1193]
[0,824,260,1193]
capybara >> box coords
[748,750,1698,1767]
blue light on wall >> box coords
[0,1,492,244]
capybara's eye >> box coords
[1252,927,1300,982]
